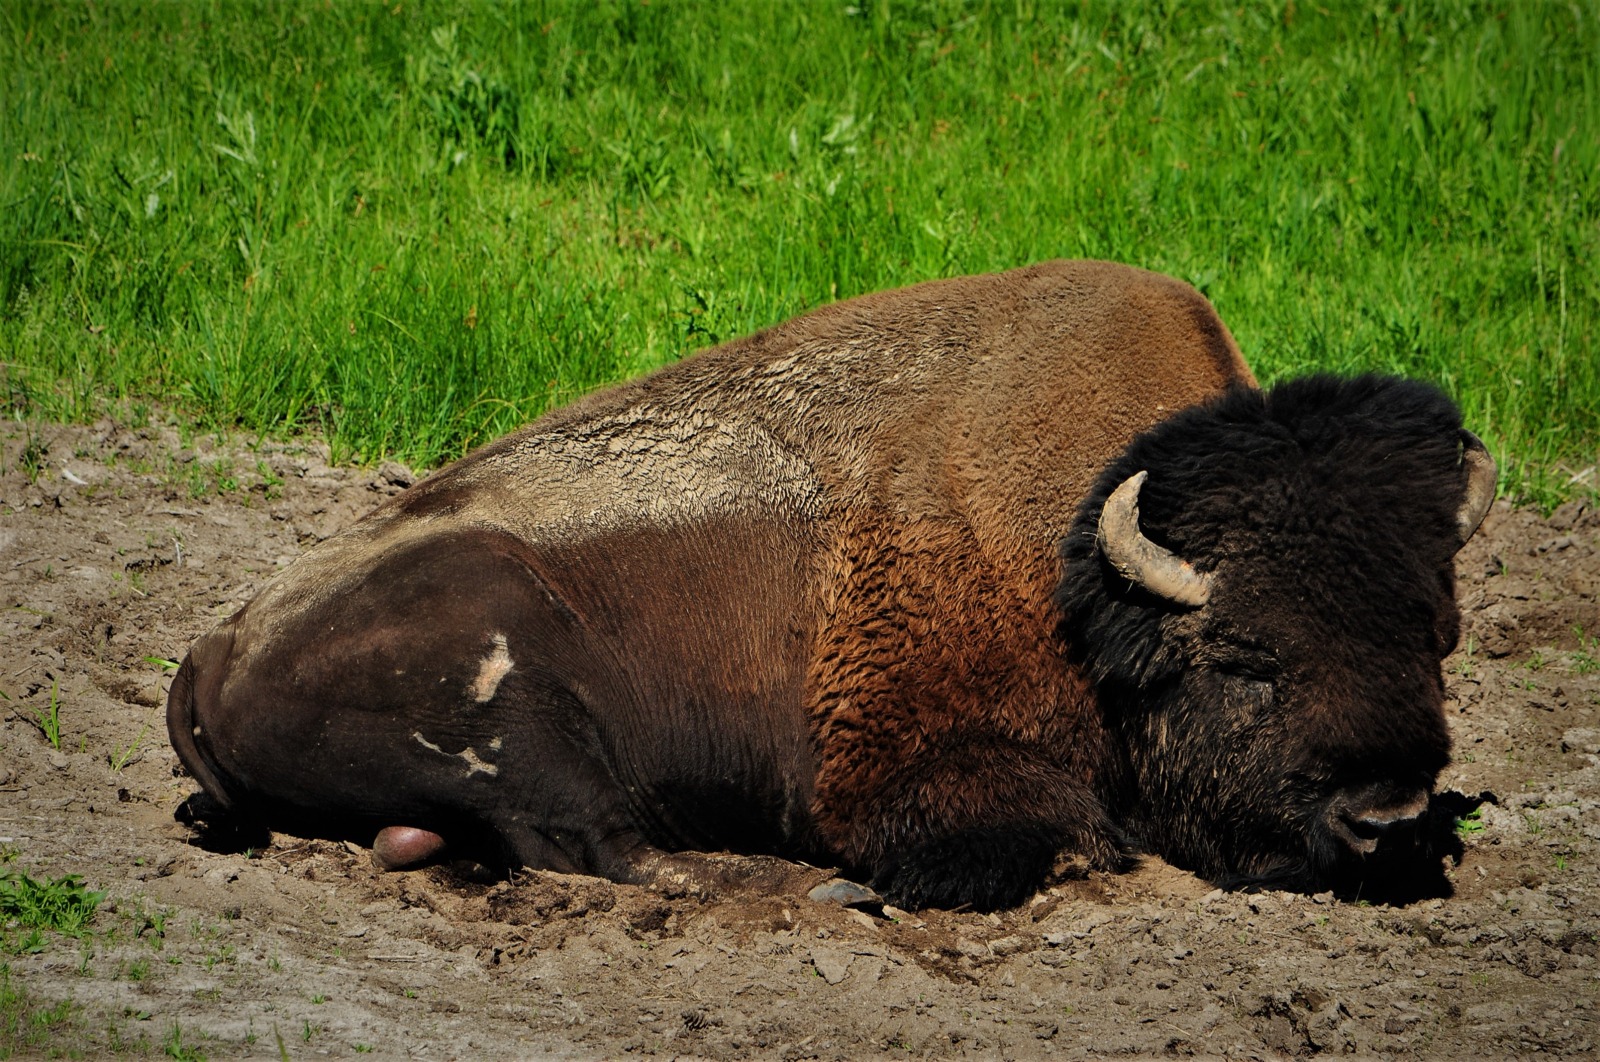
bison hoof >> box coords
[875,825,1064,912]
[173,790,231,827]
[372,826,447,871]
[807,877,884,909]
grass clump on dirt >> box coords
[0,964,78,1062]
[0,866,106,952]
[0,861,102,1060]
[2,1,1596,504]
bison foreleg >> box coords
[876,824,1069,912]
[818,735,1124,911]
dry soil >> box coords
[2,417,1597,1059]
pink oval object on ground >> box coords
[372,826,446,870]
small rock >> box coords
[1548,500,1585,531]
[807,878,883,908]
[988,935,1027,957]
[47,751,70,770]
[377,461,416,488]
[809,947,853,985]
[846,909,880,932]
[1561,728,1600,755]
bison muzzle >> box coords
[167,260,1495,910]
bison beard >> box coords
[167,262,1494,911]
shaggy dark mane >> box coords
[1056,373,1470,691]
[1054,374,1478,891]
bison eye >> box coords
[1222,672,1275,712]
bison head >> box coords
[1058,375,1496,901]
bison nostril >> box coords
[1345,810,1412,841]
[1327,790,1431,855]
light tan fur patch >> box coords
[412,731,500,778]
[470,633,514,704]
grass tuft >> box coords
[27,679,62,751]
[0,870,106,945]
[1455,807,1486,838]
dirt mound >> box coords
[2,418,1597,1057]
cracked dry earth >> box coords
[1,417,1598,1059]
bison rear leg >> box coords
[488,813,754,900]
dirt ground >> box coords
[2,415,1597,1059]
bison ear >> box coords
[1455,430,1496,548]
[1096,471,1213,608]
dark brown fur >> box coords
[1057,374,1486,901]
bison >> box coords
[167,260,1495,910]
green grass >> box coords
[2,1,1596,503]
[26,679,61,751]
[1571,626,1599,676]
[164,1023,208,1062]
[0,869,106,947]
[0,870,103,1057]
[1,963,78,1061]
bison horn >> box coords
[1096,471,1213,608]
[1456,430,1497,547]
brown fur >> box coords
[806,508,1116,870]
[169,260,1255,909]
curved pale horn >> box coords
[1096,471,1213,608]
[1456,430,1497,547]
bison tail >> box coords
[165,639,237,817]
